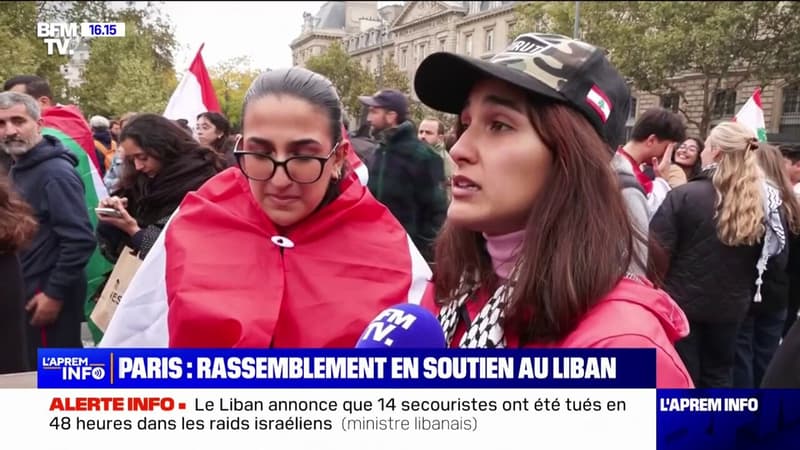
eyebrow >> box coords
[462,94,524,114]
[245,136,323,147]
[0,115,29,122]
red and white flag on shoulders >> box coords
[163,44,220,126]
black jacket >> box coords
[9,136,95,363]
[366,121,447,261]
[650,171,762,323]
[761,318,800,388]
[9,136,96,303]
[0,252,29,374]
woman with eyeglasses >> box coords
[100,67,430,348]
[663,138,703,188]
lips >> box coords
[268,194,300,206]
[451,175,481,190]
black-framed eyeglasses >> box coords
[232,135,340,184]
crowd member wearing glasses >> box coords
[100,67,430,348]
[664,138,704,188]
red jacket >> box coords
[422,278,693,388]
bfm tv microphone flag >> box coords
[164,43,220,124]
[734,87,767,142]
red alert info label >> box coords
[0,389,656,449]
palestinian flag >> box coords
[734,88,768,142]
[41,106,113,344]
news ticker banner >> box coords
[0,349,795,449]
[37,348,653,388]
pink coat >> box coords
[423,278,694,388]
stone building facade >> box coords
[291,1,800,143]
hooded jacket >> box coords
[422,278,693,388]
[9,135,96,303]
[100,165,431,348]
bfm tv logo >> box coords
[41,357,107,381]
[36,23,82,56]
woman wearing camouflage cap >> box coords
[416,32,692,388]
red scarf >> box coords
[617,147,653,195]
[164,167,428,348]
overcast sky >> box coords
[158,1,403,72]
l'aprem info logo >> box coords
[41,356,107,381]
[36,22,126,56]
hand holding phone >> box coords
[95,207,124,218]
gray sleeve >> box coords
[621,186,649,276]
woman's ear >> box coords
[332,138,350,173]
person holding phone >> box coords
[96,114,224,263]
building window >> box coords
[485,29,494,52]
[480,1,491,11]
[625,97,638,142]
[439,38,446,52]
[660,93,680,113]
[712,89,737,119]
[465,33,473,55]
[780,83,800,140]
[400,48,407,69]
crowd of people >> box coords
[1,31,799,389]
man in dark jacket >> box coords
[0,92,96,368]
[359,89,447,262]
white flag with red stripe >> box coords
[164,44,220,126]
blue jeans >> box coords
[734,307,787,388]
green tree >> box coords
[210,56,262,131]
[375,57,409,93]
[306,41,376,116]
[77,3,177,117]
[514,1,800,138]
[0,2,68,101]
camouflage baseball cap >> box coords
[414,33,631,148]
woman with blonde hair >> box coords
[734,143,800,387]
[651,121,786,387]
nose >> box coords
[3,124,19,138]
[448,131,476,166]
[134,160,145,172]
[269,162,293,189]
